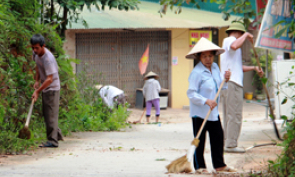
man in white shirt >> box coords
[95,85,126,110]
[220,22,264,153]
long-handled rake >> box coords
[166,79,226,173]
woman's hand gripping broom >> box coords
[166,79,226,173]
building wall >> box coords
[65,28,193,109]
[64,29,123,73]
[218,27,228,66]
[64,28,233,109]
[64,30,76,72]
[168,28,193,109]
[64,27,282,109]
[218,27,227,48]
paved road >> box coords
[0,105,283,177]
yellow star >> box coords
[142,56,148,64]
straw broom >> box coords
[166,79,226,173]
[132,108,146,124]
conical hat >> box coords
[95,84,103,90]
[144,71,159,79]
[185,37,225,59]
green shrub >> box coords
[0,0,130,154]
[254,64,295,176]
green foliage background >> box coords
[250,48,273,95]
[0,0,129,154]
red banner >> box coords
[138,44,149,75]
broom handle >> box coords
[195,79,226,139]
[139,108,146,122]
[25,99,34,127]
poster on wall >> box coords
[255,0,295,52]
[189,30,212,47]
[172,56,178,65]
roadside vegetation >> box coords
[0,0,135,154]
[2,0,295,176]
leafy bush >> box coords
[0,0,130,154]
[252,65,295,177]
[66,69,130,133]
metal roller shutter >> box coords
[76,31,171,106]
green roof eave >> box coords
[68,1,240,30]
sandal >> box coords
[39,142,58,148]
[215,166,237,172]
[195,168,209,174]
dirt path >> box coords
[0,101,283,177]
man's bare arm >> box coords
[242,65,256,72]
[230,32,253,50]
[36,75,53,93]
[32,75,53,101]
[242,65,264,77]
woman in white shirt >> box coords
[186,38,235,173]
[143,71,161,123]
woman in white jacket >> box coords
[143,71,161,123]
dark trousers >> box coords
[42,90,62,146]
[192,117,226,170]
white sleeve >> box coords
[100,89,111,107]
[142,83,147,98]
[156,80,161,92]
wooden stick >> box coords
[251,45,275,118]
[133,108,146,123]
[25,99,34,128]
[251,44,282,140]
